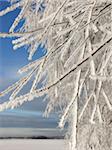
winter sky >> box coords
[0,0,58,129]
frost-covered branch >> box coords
[1,1,112,150]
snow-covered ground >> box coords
[0,140,68,150]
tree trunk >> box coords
[68,99,78,150]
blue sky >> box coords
[0,1,58,129]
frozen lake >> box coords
[0,139,68,150]
[0,128,65,138]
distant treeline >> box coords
[0,136,64,139]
